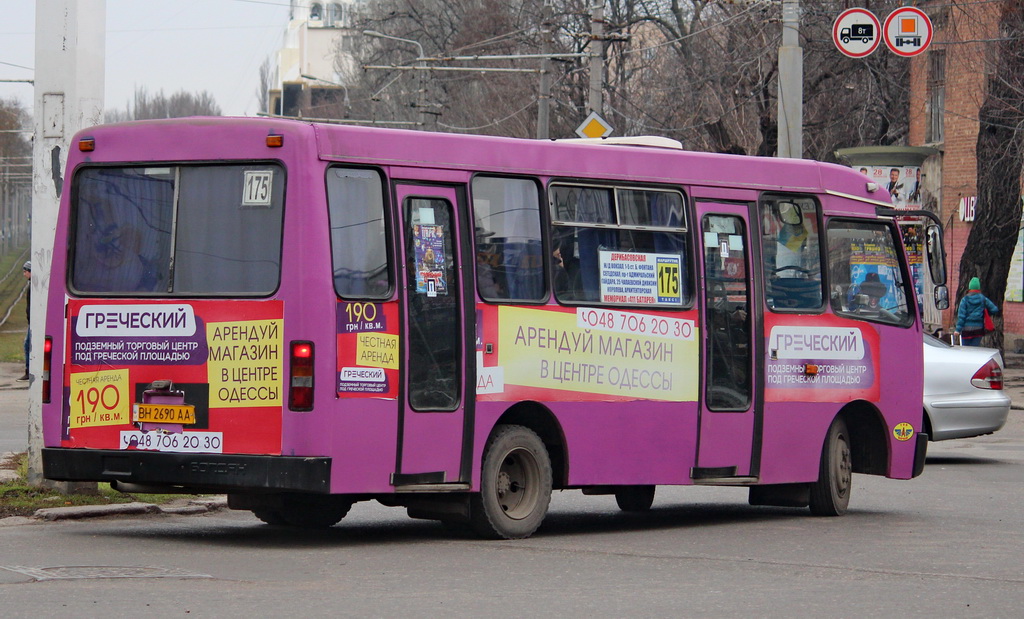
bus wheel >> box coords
[615,486,655,512]
[279,497,353,528]
[470,425,552,539]
[809,417,852,516]
[252,509,287,526]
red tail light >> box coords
[971,359,1003,390]
[42,336,53,403]
[289,340,314,411]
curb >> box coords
[0,451,19,483]
[0,496,228,527]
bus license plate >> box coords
[132,403,196,424]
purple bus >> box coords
[41,118,948,539]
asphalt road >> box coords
[2,362,1023,617]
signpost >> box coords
[833,8,881,58]
[575,111,613,139]
[883,6,933,57]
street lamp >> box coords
[362,30,427,126]
[300,73,351,114]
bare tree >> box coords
[956,2,1024,350]
[344,1,910,158]
[105,87,222,122]
[256,57,273,115]
[0,98,32,255]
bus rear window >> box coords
[70,165,284,295]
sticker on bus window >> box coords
[599,250,682,306]
[413,224,447,295]
[242,170,273,206]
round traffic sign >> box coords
[833,8,881,58]
[883,7,933,57]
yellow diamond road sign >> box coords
[576,111,613,139]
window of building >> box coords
[927,50,946,144]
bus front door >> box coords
[394,184,473,487]
[694,203,761,480]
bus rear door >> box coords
[393,184,473,487]
[694,202,761,480]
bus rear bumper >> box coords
[42,448,331,494]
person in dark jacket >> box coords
[954,276,998,347]
[19,262,30,381]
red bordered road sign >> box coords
[883,6,933,57]
[833,8,881,58]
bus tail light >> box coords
[42,336,53,403]
[289,340,314,411]
[971,359,1003,390]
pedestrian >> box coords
[954,276,999,347]
[19,261,31,381]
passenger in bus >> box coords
[849,272,888,313]
[476,247,503,299]
[551,242,570,296]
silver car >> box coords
[923,334,1010,441]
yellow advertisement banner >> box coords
[356,332,399,369]
[69,368,130,428]
[206,319,283,408]
[497,307,698,401]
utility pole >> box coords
[537,0,554,139]
[588,3,605,115]
[363,30,428,127]
[27,0,106,487]
[777,0,803,158]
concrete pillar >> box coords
[27,0,106,487]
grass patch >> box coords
[0,453,207,519]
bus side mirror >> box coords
[934,285,949,311]
[925,224,947,286]
[778,202,803,226]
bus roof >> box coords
[72,116,887,208]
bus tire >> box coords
[809,417,852,516]
[470,424,552,539]
[252,509,287,526]
[280,497,353,528]
[615,485,656,512]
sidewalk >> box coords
[0,361,28,392]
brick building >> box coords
[907,1,1024,344]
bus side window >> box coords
[327,167,391,298]
[827,221,912,326]
[548,184,690,307]
[761,196,823,311]
[471,177,545,302]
